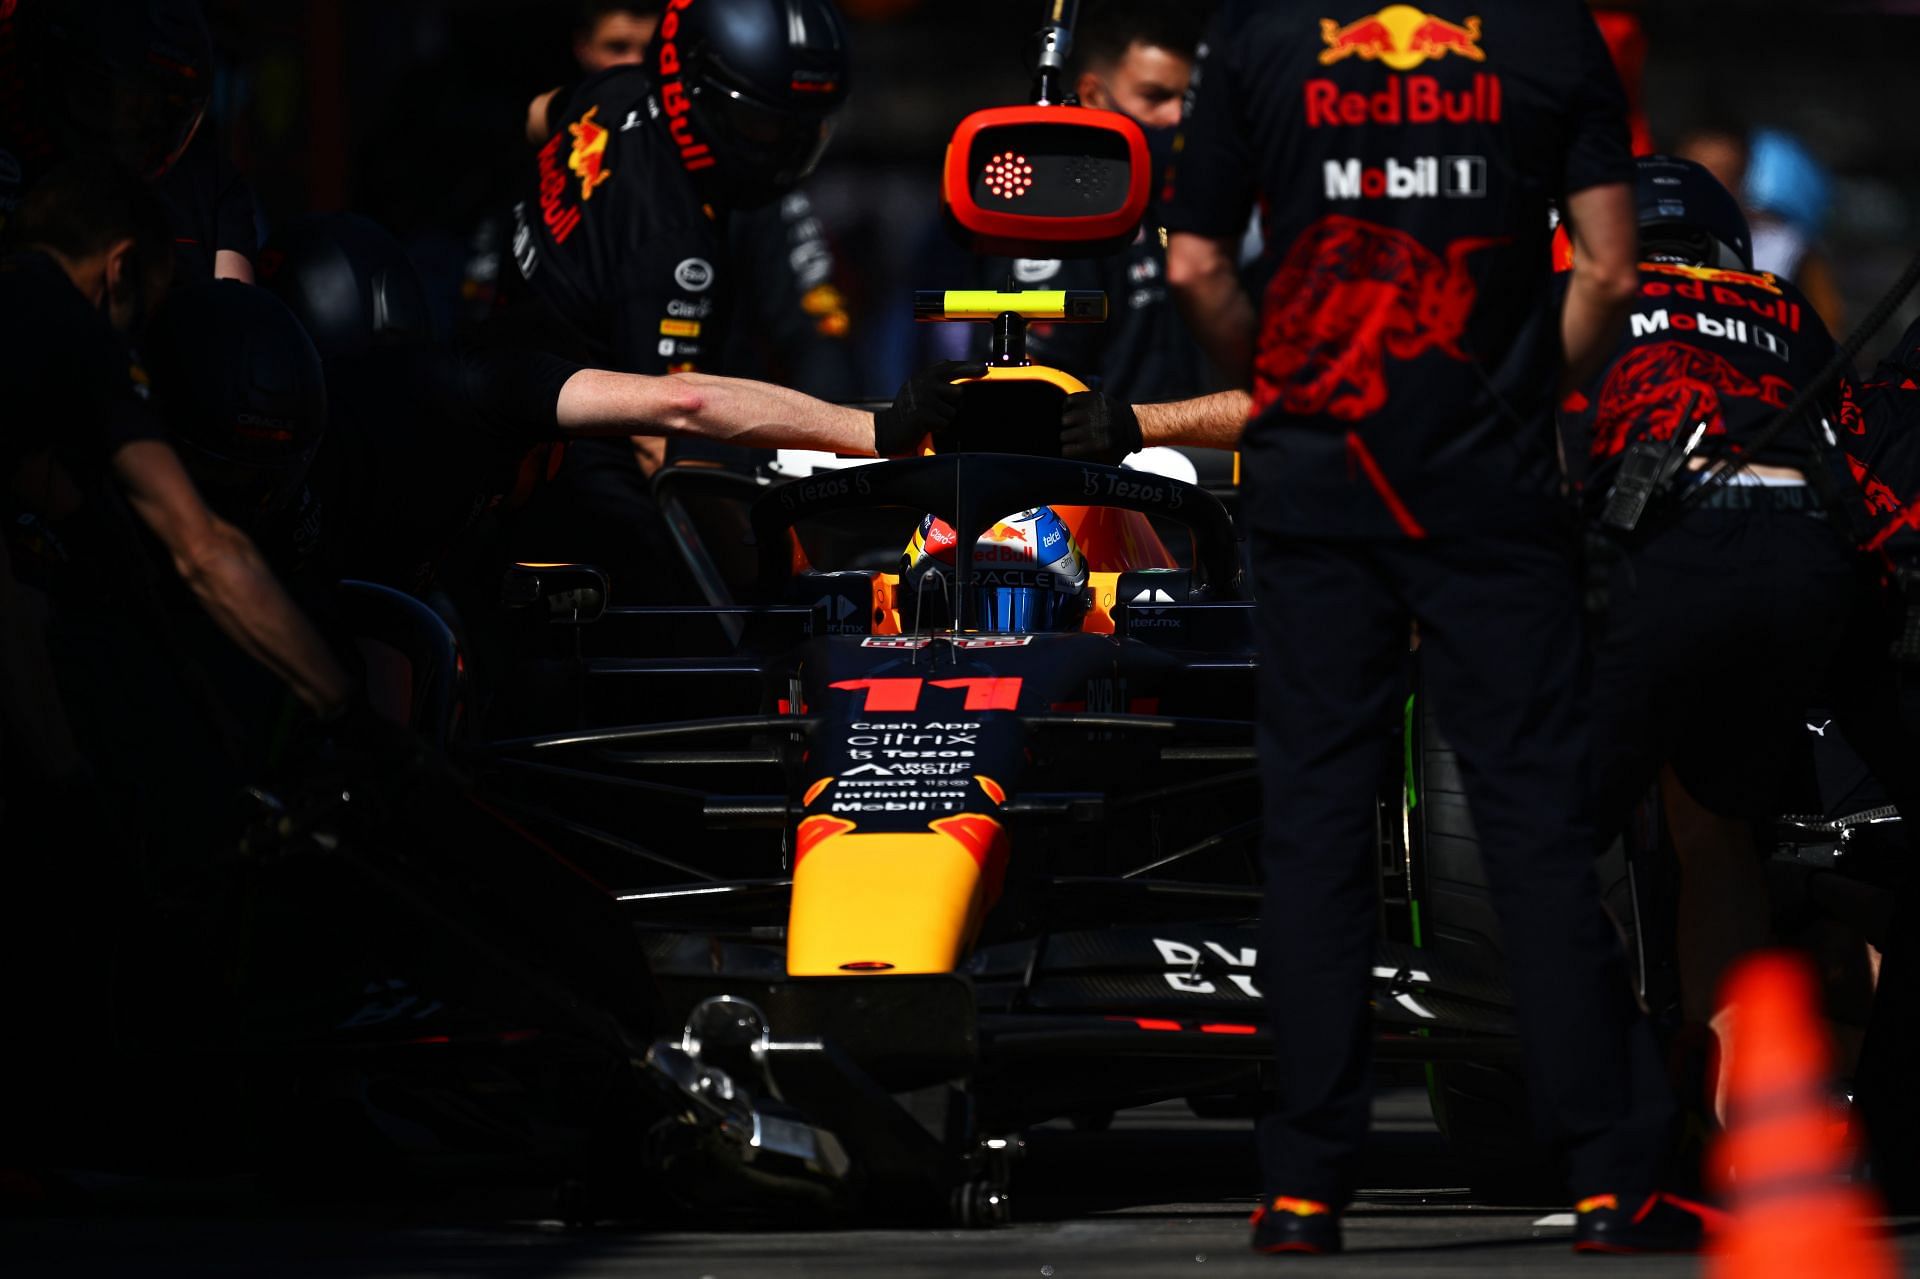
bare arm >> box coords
[1136,390,1253,450]
[1796,250,1847,337]
[112,441,352,717]
[1560,183,1640,396]
[213,250,255,284]
[554,368,878,455]
[527,89,561,146]
[1167,232,1256,389]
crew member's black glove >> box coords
[873,361,987,456]
[1061,391,1143,465]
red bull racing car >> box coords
[467,306,1538,1221]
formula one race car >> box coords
[246,4,1900,1218]
[464,280,1537,1221]
[438,28,1547,1217]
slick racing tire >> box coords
[1409,696,1643,1201]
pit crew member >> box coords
[493,0,856,599]
[0,160,360,928]
[1,163,352,724]
[262,213,966,599]
[1162,0,1683,1254]
[1823,318,1920,1212]
[535,1,860,405]
[978,0,1211,410]
[0,0,259,282]
[1569,156,1886,1128]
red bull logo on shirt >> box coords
[1320,7,1484,70]
[536,131,583,244]
[1254,214,1507,421]
[1590,341,1795,458]
[567,107,613,201]
[1305,73,1501,128]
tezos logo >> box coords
[1014,258,1062,284]
[675,258,714,292]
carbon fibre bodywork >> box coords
[469,453,1517,1215]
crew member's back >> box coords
[1168,0,1632,536]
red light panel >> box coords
[941,104,1150,257]
[983,152,1035,200]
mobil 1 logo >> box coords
[1324,154,1486,202]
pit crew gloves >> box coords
[873,360,986,457]
[1061,390,1143,465]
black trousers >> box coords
[1249,521,1671,1205]
[1591,505,1857,844]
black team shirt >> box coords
[0,252,168,614]
[1569,264,1831,480]
[1845,317,1920,555]
[501,66,733,377]
[1564,265,1905,536]
[1163,0,1632,537]
[0,252,163,486]
[156,124,260,282]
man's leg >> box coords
[1250,531,1405,1205]
[1403,530,1671,1198]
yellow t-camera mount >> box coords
[913,289,1107,370]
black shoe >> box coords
[1572,1191,1722,1254]
[1250,1197,1341,1255]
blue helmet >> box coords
[900,506,1090,634]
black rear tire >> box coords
[1412,696,1643,1201]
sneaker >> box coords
[1571,1191,1723,1254]
[1250,1196,1341,1254]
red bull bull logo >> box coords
[566,107,612,201]
[979,524,1030,545]
[1590,341,1795,459]
[1254,215,1507,421]
[1320,7,1484,70]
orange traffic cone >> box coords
[1707,951,1896,1279]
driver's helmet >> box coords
[899,507,1090,634]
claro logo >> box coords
[655,0,716,173]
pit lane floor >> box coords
[7,1090,1917,1277]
